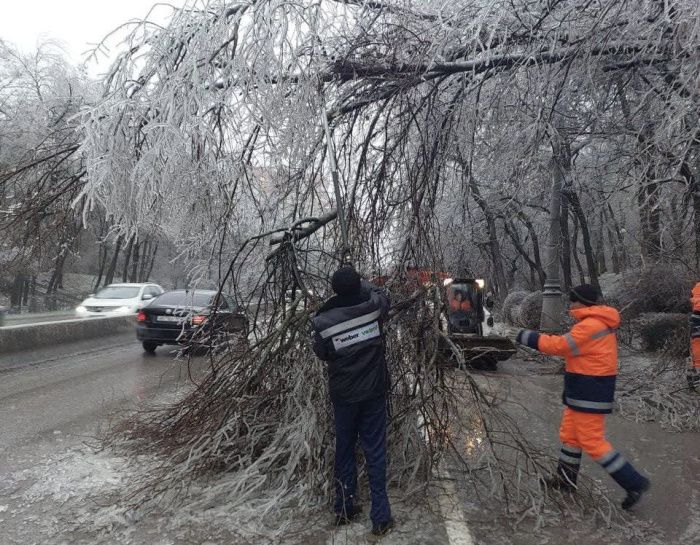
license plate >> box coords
[156,316,185,323]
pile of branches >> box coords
[108,233,621,536]
[616,347,699,432]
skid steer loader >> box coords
[440,278,516,370]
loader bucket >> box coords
[439,333,516,370]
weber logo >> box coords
[332,321,380,350]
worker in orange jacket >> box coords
[689,283,700,391]
[516,284,650,509]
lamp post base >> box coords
[540,281,565,332]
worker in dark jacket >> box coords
[311,266,394,538]
[516,284,650,509]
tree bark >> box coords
[129,241,141,283]
[10,273,26,309]
[138,240,150,282]
[104,235,123,286]
[503,218,542,289]
[605,203,628,271]
[563,190,601,291]
[560,198,572,294]
[93,244,108,291]
[464,171,507,297]
[518,213,546,288]
[637,168,661,261]
[596,211,607,275]
[121,236,135,282]
[145,242,159,281]
[570,212,586,285]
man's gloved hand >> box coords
[516,329,540,350]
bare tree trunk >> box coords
[104,235,123,287]
[22,276,31,308]
[144,242,159,281]
[138,240,150,281]
[560,198,572,294]
[10,273,25,309]
[46,252,67,310]
[129,241,141,283]
[503,218,543,289]
[93,244,108,291]
[606,203,628,271]
[596,211,607,274]
[122,236,134,282]
[564,190,601,291]
[28,275,39,312]
[570,212,586,285]
[518,213,546,288]
[638,168,661,261]
[465,171,507,297]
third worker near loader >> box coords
[516,283,651,509]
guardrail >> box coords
[2,310,78,326]
[0,315,135,355]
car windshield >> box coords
[94,286,140,299]
[153,291,215,307]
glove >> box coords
[516,329,540,350]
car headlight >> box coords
[76,305,86,313]
[443,278,454,287]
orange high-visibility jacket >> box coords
[449,299,472,312]
[690,283,700,369]
[519,305,620,413]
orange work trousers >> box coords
[692,338,700,369]
[559,406,613,460]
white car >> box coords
[75,283,164,317]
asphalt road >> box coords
[0,335,697,545]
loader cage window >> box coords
[447,282,483,334]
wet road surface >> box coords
[459,359,700,545]
[0,334,215,543]
[0,336,697,544]
[0,334,207,456]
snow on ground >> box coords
[1,444,452,545]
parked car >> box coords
[75,283,164,317]
[135,289,248,353]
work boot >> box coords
[621,478,650,510]
[334,505,362,526]
[367,518,395,542]
[540,457,579,492]
[540,473,576,492]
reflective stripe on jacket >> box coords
[312,281,390,404]
[536,305,620,414]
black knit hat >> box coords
[569,284,601,306]
[331,266,361,296]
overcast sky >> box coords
[0,1,187,75]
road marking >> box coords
[436,467,474,545]
[415,378,474,545]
